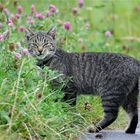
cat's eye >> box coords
[29,43,38,48]
[43,43,51,48]
[31,45,37,48]
[43,39,46,43]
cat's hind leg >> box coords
[122,87,138,134]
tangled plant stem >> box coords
[8,59,25,133]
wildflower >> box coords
[15,53,21,59]
[18,26,25,32]
[35,12,44,19]
[17,5,23,14]
[0,22,2,28]
[78,0,84,8]
[27,17,35,24]
[0,34,4,41]
[64,21,72,31]
[30,4,36,13]
[16,42,22,48]
[27,16,35,24]
[72,7,78,15]
[27,18,35,24]
[8,19,13,23]
[34,12,38,17]
[8,19,14,27]
[49,4,56,13]
[105,31,112,37]
[15,13,21,18]
[21,48,29,55]
[46,11,51,17]
[3,8,10,15]
[8,22,13,27]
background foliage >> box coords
[0,0,140,139]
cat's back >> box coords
[69,51,140,72]
[68,51,140,93]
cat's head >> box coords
[25,27,56,60]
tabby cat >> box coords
[25,27,139,134]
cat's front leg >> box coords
[88,112,118,133]
[87,95,120,133]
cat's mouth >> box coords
[35,51,55,60]
[36,54,46,60]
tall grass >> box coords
[0,0,140,139]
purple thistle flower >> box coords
[18,26,25,32]
[15,13,21,18]
[17,5,23,14]
[3,8,10,15]
[64,21,72,31]
[26,16,35,24]
[27,19,35,24]
[8,19,14,27]
[78,0,84,8]
[49,4,57,13]
[15,53,22,59]
[8,19,13,23]
[35,12,44,19]
[30,4,36,13]
[8,22,14,27]
[21,48,29,55]
[105,31,112,37]
[72,7,78,15]
[46,11,51,17]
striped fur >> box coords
[26,27,139,134]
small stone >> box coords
[87,125,96,133]
[36,92,43,99]
[84,102,92,111]
[95,133,103,139]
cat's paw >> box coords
[87,125,96,133]
[125,128,136,134]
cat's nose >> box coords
[38,46,43,53]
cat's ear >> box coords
[25,28,34,41]
[47,27,56,39]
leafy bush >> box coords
[1,0,140,139]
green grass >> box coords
[0,0,140,139]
